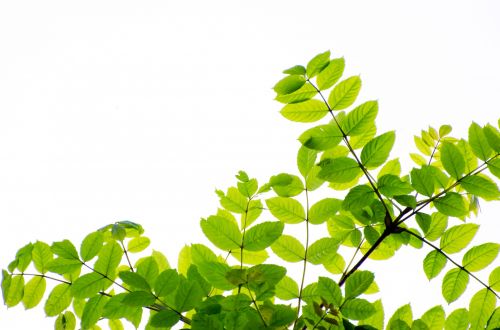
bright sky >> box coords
[1,1,499,329]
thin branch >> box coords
[11,272,71,285]
[401,228,500,299]
[120,240,134,272]
[341,238,365,282]
[246,284,268,327]
[294,188,310,329]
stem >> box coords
[341,238,365,281]
[402,228,500,299]
[120,240,134,272]
[246,284,268,327]
[294,188,310,329]
[11,273,71,285]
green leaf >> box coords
[410,166,435,197]
[191,243,218,264]
[297,146,318,178]
[119,271,151,291]
[490,266,500,291]
[440,223,479,253]
[71,273,106,299]
[80,231,104,262]
[81,294,108,329]
[484,123,500,152]
[442,268,469,303]
[127,236,151,253]
[175,277,203,312]
[244,221,284,251]
[345,270,374,299]
[247,264,286,288]
[318,157,361,183]
[13,243,33,272]
[388,304,413,329]
[306,50,331,78]
[488,158,500,179]
[5,274,24,307]
[271,235,305,262]
[423,250,447,280]
[488,307,500,330]
[341,298,376,320]
[55,311,76,330]
[439,125,452,137]
[445,308,469,330]
[421,305,445,330]
[280,99,329,123]
[469,288,496,330]
[360,131,396,169]
[230,249,269,265]
[275,82,317,104]
[378,174,413,197]
[283,65,306,75]
[317,276,342,306]
[341,101,378,136]
[342,185,375,211]
[358,299,384,330]
[32,241,53,274]
[440,142,465,179]
[425,212,448,241]
[275,276,299,300]
[149,309,180,328]
[469,122,494,161]
[349,123,377,149]
[47,258,82,275]
[378,158,401,178]
[269,173,304,197]
[217,187,247,213]
[328,76,362,110]
[273,75,306,95]
[307,237,339,265]
[266,197,305,224]
[94,241,122,277]
[415,135,432,156]
[122,290,156,307]
[298,123,343,150]
[323,253,346,274]
[44,283,72,316]
[434,192,468,218]
[136,256,160,288]
[462,243,500,272]
[309,198,342,224]
[154,269,180,297]
[102,293,141,321]
[51,240,79,260]
[200,215,242,250]
[460,175,500,200]
[317,57,345,90]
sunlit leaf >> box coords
[341,298,376,320]
[440,141,465,179]
[469,288,496,330]
[440,223,479,254]
[445,308,469,330]
[342,185,375,211]
[271,235,305,262]
[360,131,395,169]
[341,101,378,136]
[433,192,468,218]
[275,82,318,104]
[410,166,435,197]
[345,270,374,299]
[269,173,304,197]
[318,157,361,183]
[423,250,447,280]
[298,123,343,150]
[442,268,469,303]
[200,215,242,251]
[243,221,284,251]
[309,198,342,224]
[32,241,53,274]
[306,50,331,78]
[317,57,345,90]
[81,294,108,329]
[328,76,362,110]
[469,122,494,161]
[378,174,413,197]
[280,99,329,123]
[462,243,500,272]
[273,75,306,95]
[127,237,150,253]
[80,231,104,262]
[275,276,299,300]
[307,237,339,264]
[317,276,342,306]
[460,175,500,200]
[483,123,500,152]
[45,283,72,316]
[421,305,445,330]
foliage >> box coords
[2,50,500,329]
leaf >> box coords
[275,83,317,104]
[462,243,500,272]
[440,142,465,179]
[345,270,374,300]
[469,122,494,161]
[283,65,306,75]
[275,276,299,300]
[266,197,305,224]
[323,253,345,274]
[269,173,304,197]
[271,235,305,262]
[442,268,469,303]
[469,288,496,330]
[13,243,33,272]
[307,237,339,265]
[51,240,79,260]
[306,50,331,78]
[490,266,500,291]
[358,299,384,330]
[230,249,269,265]
[309,198,342,224]
[280,99,329,123]
[460,175,500,200]
[439,125,452,137]
[378,158,401,178]
[21,276,45,309]
[349,123,377,150]
[425,212,448,241]
[273,75,306,95]
[484,123,500,152]
[94,241,122,278]
[102,293,140,321]
[388,304,413,329]
[217,187,247,213]
[71,273,106,299]
[298,123,343,150]
[54,311,76,330]
[44,283,72,316]
[328,76,362,110]
[445,308,469,330]
[341,298,376,320]
[360,131,396,169]
[341,101,378,136]
[127,237,151,253]
[32,241,53,274]
[200,215,242,250]
[47,258,82,275]
[342,185,375,211]
[434,192,468,218]
[191,243,218,264]
[317,57,345,90]
[175,278,203,312]
[318,157,361,183]
[410,166,435,197]
[154,269,180,297]
[80,231,104,262]
[378,174,413,197]
[119,271,151,291]
[440,223,479,253]
[488,158,500,179]
[122,290,156,307]
[81,294,108,329]
[423,250,447,280]
[297,146,318,178]
[419,305,445,330]
[488,307,500,330]
[415,135,432,156]
[243,221,284,251]
[136,256,160,287]
[317,276,342,306]
[149,309,180,328]
[4,274,24,307]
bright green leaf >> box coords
[307,237,339,265]
[271,235,305,262]
[119,271,151,291]
[442,268,469,303]
[318,157,361,183]
[434,192,468,218]
[423,250,447,280]
[55,311,76,330]
[81,294,108,329]
[94,241,122,277]
[71,273,106,299]
[280,99,329,123]
[445,308,469,330]
[469,288,496,330]
[306,50,331,78]
[360,131,396,169]
[127,237,151,253]
[463,243,500,272]
[275,276,299,300]
[341,298,376,320]
[342,185,375,211]
[309,198,342,224]
[440,223,479,253]
[460,175,500,200]
[80,231,104,262]
[298,123,343,150]
[345,270,374,299]
[273,75,306,95]
[469,122,494,161]
[421,305,445,330]
[32,241,53,274]
[200,215,242,251]
[328,76,362,110]
[244,221,284,251]
[269,173,304,197]
[440,142,465,179]
[317,57,345,90]
[51,240,79,260]
[317,276,342,306]
[45,283,72,316]
[341,101,378,136]
[266,197,305,224]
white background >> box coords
[1,1,499,329]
